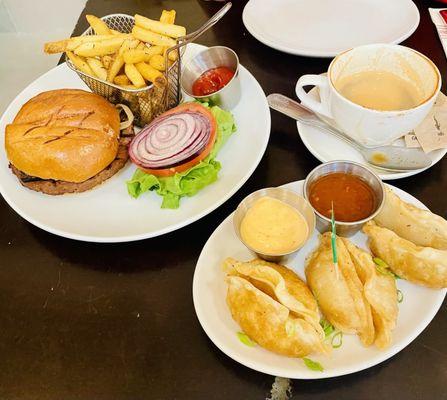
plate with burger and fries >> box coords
[0,7,271,243]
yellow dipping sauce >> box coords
[240,196,309,255]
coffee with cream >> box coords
[335,71,424,111]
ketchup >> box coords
[192,67,235,96]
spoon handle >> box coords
[267,93,362,151]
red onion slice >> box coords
[129,110,213,170]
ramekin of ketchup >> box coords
[181,46,241,109]
[192,67,235,96]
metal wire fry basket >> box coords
[65,13,182,127]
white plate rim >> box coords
[242,0,420,57]
[0,46,271,243]
[192,180,446,379]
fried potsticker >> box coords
[364,221,447,289]
[223,258,328,357]
[305,233,375,346]
[374,187,447,250]
[341,239,398,349]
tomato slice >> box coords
[139,102,217,177]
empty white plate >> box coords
[193,181,446,379]
[242,0,420,57]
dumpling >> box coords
[341,239,398,349]
[305,233,375,346]
[374,187,447,250]
[305,233,399,348]
[364,221,447,289]
[223,258,328,357]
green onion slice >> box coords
[397,289,404,303]
[237,332,256,347]
[331,331,343,349]
[320,318,335,338]
[303,358,324,372]
[373,257,400,279]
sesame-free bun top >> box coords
[5,89,120,183]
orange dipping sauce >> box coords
[309,173,376,222]
[192,67,235,96]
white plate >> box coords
[193,181,446,379]
[0,44,270,242]
[242,0,420,57]
[297,88,447,180]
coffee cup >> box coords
[296,44,441,146]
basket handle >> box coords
[164,2,232,108]
[181,2,232,44]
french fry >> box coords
[45,35,118,53]
[159,11,179,62]
[123,46,163,64]
[123,49,150,64]
[113,74,131,86]
[107,56,124,82]
[124,63,146,88]
[135,62,167,88]
[132,26,176,47]
[44,39,69,54]
[164,46,178,62]
[86,14,111,35]
[160,9,176,24]
[74,36,126,57]
[106,39,139,82]
[110,29,121,35]
[101,55,114,69]
[136,42,145,50]
[149,54,165,71]
[122,84,138,90]
[86,57,107,80]
[119,39,140,54]
[65,34,128,51]
[66,51,94,75]
[134,14,186,38]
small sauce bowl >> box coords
[233,187,316,263]
[303,160,385,237]
[181,46,241,109]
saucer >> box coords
[296,87,447,180]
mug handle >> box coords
[295,75,332,119]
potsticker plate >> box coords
[193,180,446,379]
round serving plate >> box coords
[0,43,271,242]
[242,0,420,57]
[192,180,446,379]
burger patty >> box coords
[10,135,133,195]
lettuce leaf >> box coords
[126,103,236,209]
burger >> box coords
[5,89,133,195]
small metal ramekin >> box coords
[233,187,316,263]
[303,161,385,237]
[181,46,241,109]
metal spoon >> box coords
[267,93,432,171]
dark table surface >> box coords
[1,0,446,399]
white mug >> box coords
[296,44,441,146]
